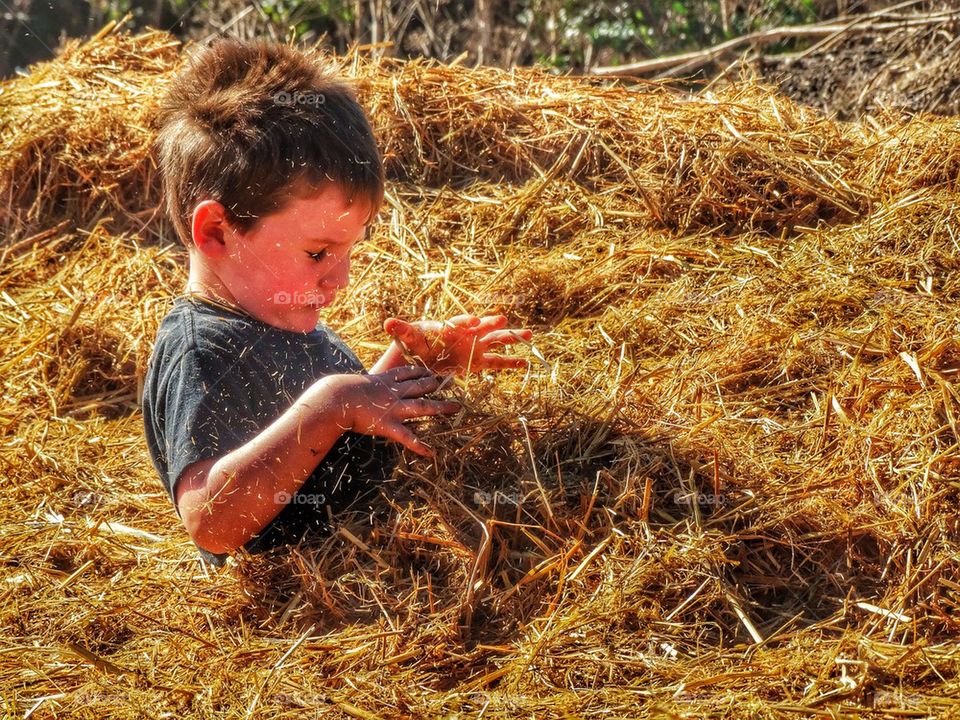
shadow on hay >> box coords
[223,409,889,653]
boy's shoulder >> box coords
[151,295,264,358]
[147,295,365,381]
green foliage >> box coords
[516,0,822,69]
[96,0,137,22]
[7,0,831,78]
[94,0,354,41]
[261,0,355,39]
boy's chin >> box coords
[288,306,325,332]
[259,306,324,333]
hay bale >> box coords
[2,24,960,719]
[358,58,871,233]
[0,28,179,238]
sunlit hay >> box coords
[856,110,960,199]
[0,37,873,238]
[0,27,179,238]
[3,25,960,719]
[2,223,179,422]
[355,56,871,234]
[819,188,960,289]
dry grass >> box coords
[2,22,960,719]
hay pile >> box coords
[2,23,960,718]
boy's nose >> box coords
[321,255,350,289]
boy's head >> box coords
[155,39,383,332]
[156,38,383,244]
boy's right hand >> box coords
[328,365,459,457]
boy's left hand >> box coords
[383,314,533,374]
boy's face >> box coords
[202,183,371,333]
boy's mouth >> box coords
[304,293,333,309]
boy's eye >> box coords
[307,250,327,262]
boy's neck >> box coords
[185,257,241,310]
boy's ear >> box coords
[190,200,231,257]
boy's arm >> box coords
[369,339,408,375]
[175,374,345,554]
[175,367,457,555]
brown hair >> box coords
[154,39,383,245]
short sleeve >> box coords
[162,347,263,510]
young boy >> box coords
[143,39,532,567]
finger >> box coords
[384,317,415,336]
[396,374,445,398]
[440,315,481,343]
[473,315,509,334]
[396,398,461,420]
[381,365,434,383]
[378,420,434,457]
[478,328,532,348]
[445,314,481,329]
[384,318,418,342]
[474,354,530,371]
[386,320,435,358]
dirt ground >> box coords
[757,17,960,119]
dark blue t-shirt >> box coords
[142,295,395,567]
